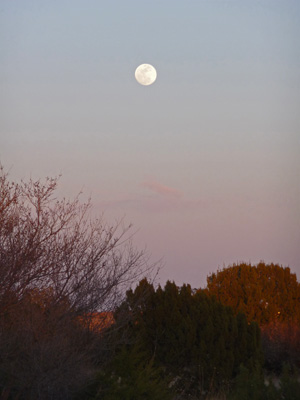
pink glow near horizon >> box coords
[1,1,299,287]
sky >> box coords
[1,0,299,288]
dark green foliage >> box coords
[229,364,264,400]
[229,364,274,400]
[79,345,171,400]
[117,279,263,397]
[229,363,300,400]
[279,364,300,400]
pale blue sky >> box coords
[1,0,299,286]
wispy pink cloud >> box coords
[141,179,183,198]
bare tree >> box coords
[0,165,154,399]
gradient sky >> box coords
[1,0,299,287]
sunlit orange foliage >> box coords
[78,311,115,332]
[206,263,300,325]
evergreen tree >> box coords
[206,262,300,325]
[206,262,300,372]
[117,279,262,397]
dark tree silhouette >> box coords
[206,262,300,371]
[114,279,262,397]
[0,166,153,399]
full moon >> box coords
[135,64,157,86]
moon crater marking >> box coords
[135,64,157,86]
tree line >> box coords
[0,166,299,399]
